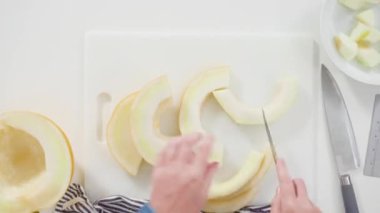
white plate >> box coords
[320,0,380,85]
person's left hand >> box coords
[150,133,218,213]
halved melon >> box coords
[130,76,173,165]
[0,112,73,212]
[107,92,143,175]
[204,148,274,212]
[208,150,263,199]
[179,66,230,163]
[212,77,298,125]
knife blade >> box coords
[321,65,360,213]
[262,109,278,162]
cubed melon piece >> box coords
[356,9,375,26]
[339,0,368,10]
[356,47,380,68]
[362,28,380,44]
[350,22,371,41]
[335,33,359,60]
[365,0,380,3]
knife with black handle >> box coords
[341,175,359,213]
[321,65,360,213]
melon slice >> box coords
[0,112,73,212]
[107,92,143,175]
[130,76,173,165]
[204,186,257,213]
[228,147,274,198]
[212,77,298,125]
[356,47,380,68]
[335,33,359,60]
[179,66,230,163]
[356,9,375,26]
[204,148,274,212]
[339,0,368,10]
[208,150,264,199]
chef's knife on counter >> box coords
[321,65,360,213]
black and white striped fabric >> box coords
[55,183,271,213]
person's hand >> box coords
[150,133,218,213]
[271,159,321,213]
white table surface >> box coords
[0,0,379,212]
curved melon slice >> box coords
[130,76,173,165]
[204,186,257,213]
[226,147,274,199]
[208,150,263,199]
[179,66,230,163]
[213,77,298,125]
[204,148,274,212]
[107,92,143,175]
[0,112,73,212]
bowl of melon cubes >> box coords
[321,0,380,85]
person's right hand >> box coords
[271,159,321,213]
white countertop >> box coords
[0,0,379,212]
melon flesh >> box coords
[335,33,359,60]
[339,0,368,10]
[179,66,230,163]
[0,112,73,212]
[213,77,298,125]
[204,187,257,213]
[208,150,263,199]
[107,92,143,175]
[351,22,371,41]
[356,9,375,26]
[362,28,380,44]
[204,147,274,212]
[356,47,380,67]
[227,147,274,198]
[130,76,173,165]
[365,0,380,3]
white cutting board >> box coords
[84,32,318,205]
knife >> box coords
[262,109,278,163]
[321,65,360,213]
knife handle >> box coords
[340,175,359,213]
